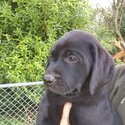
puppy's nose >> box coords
[43,74,55,85]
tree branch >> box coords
[114,0,124,42]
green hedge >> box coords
[0,0,93,83]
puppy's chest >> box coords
[50,104,96,125]
[69,106,98,125]
[47,95,114,125]
[50,104,112,125]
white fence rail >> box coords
[0,82,44,125]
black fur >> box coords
[36,30,122,125]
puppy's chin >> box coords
[47,86,80,98]
[63,88,80,98]
[44,80,80,98]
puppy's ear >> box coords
[89,44,115,95]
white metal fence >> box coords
[0,82,44,125]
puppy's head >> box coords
[43,30,115,97]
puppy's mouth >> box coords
[44,80,79,98]
[64,88,79,98]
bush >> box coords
[0,0,93,83]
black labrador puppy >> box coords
[36,30,122,125]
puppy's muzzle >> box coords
[43,74,56,86]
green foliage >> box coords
[0,0,93,83]
[0,35,49,83]
[120,8,125,41]
[85,7,121,62]
[93,25,114,53]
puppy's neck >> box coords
[47,86,109,107]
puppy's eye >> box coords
[68,55,78,62]
[65,54,78,63]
